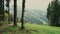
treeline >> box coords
[0,0,25,29]
[47,0,60,27]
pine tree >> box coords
[47,0,60,26]
[14,0,17,26]
[21,0,25,29]
[0,0,4,25]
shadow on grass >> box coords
[2,26,32,34]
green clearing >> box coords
[1,23,60,34]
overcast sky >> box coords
[10,0,52,10]
[25,0,52,10]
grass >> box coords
[25,23,60,34]
[0,23,60,34]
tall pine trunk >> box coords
[0,0,4,26]
[14,0,17,26]
[21,0,25,29]
[8,0,10,24]
[2,0,4,21]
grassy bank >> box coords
[1,23,60,34]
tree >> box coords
[47,0,60,26]
[21,0,25,29]
[5,0,10,24]
[0,0,4,25]
[14,0,17,26]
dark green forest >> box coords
[47,0,60,27]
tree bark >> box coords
[21,0,25,29]
[14,0,17,26]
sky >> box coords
[10,0,52,10]
[9,0,52,20]
[25,0,52,10]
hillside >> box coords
[10,8,48,24]
[2,23,60,34]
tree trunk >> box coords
[0,0,4,26]
[8,0,10,24]
[21,0,25,29]
[2,0,4,21]
[14,0,17,26]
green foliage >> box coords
[6,0,10,7]
[0,0,4,25]
[47,0,60,26]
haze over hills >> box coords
[10,7,48,25]
[9,0,51,25]
[25,9,48,24]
